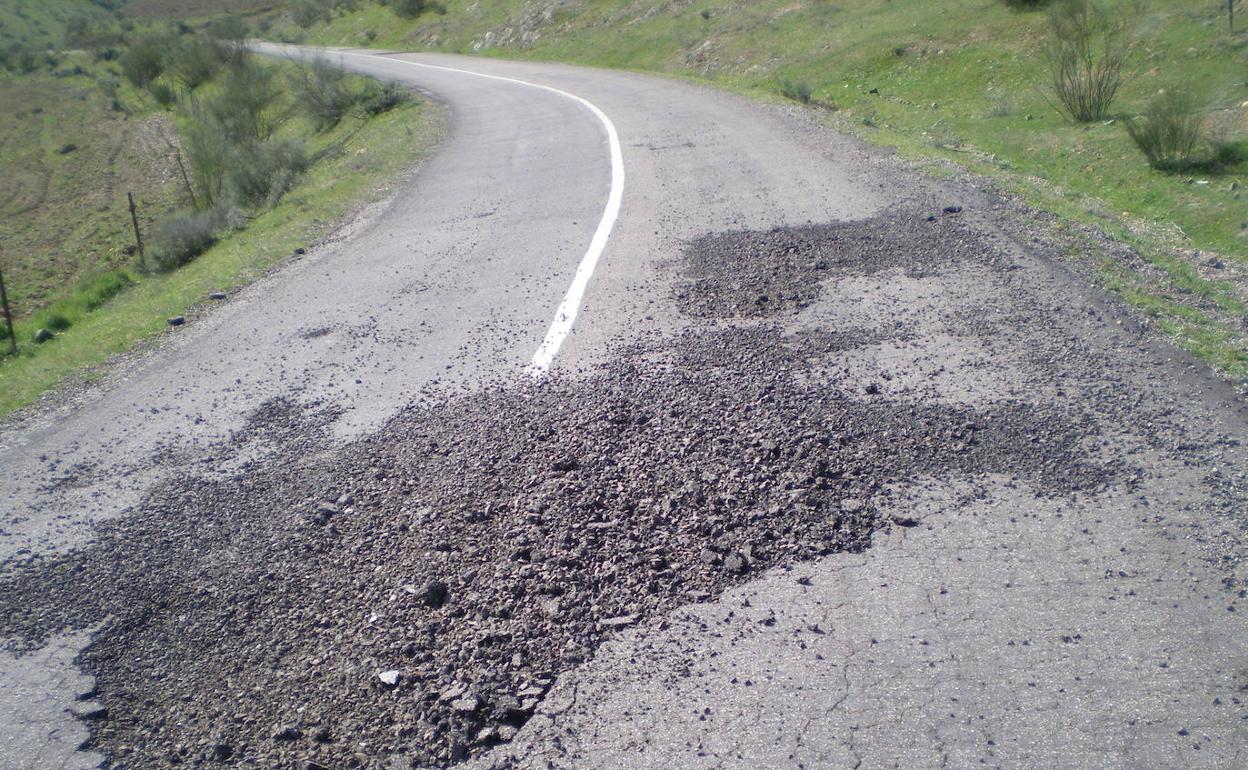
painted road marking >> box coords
[332,49,625,377]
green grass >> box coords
[0,53,181,326]
[0,60,442,416]
[285,0,1248,379]
[0,0,104,49]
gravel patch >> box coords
[0,335,1114,768]
[0,209,1124,769]
[674,208,994,319]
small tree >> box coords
[1044,0,1136,122]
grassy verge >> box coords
[277,0,1246,380]
[0,67,440,417]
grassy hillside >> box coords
[0,35,440,416]
[0,0,109,49]
[265,0,1247,379]
[0,58,182,325]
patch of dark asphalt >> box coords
[674,207,997,319]
[0,209,1121,769]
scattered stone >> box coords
[294,247,307,255]
[943,205,963,214]
[34,328,54,343]
[209,291,227,300]
[68,703,108,720]
[450,695,481,713]
[600,614,638,629]
[377,670,401,687]
[420,580,449,608]
[167,316,185,327]
[272,724,302,741]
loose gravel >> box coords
[0,210,1120,769]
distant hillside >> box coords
[0,0,109,49]
[120,0,281,21]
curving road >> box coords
[2,49,1245,769]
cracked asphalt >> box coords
[2,49,1246,769]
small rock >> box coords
[868,87,879,94]
[864,383,881,395]
[34,328,54,343]
[600,614,638,629]
[167,316,185,327]
[272,724,302,741]
[840,498,865,514]
[942,205,963,215]
[451,696,481,713]
[68,703,108,720]
[377,670,401,687]
[212,744,233,761]
[294,247,307,255]
[420,580,449,608]
[208,291,227,300]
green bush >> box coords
[1124,91,1205,172]
[170,37,226,90]
[149,80,176,108]
[207,57,280,141]
[361,80,409,116]
[778,78,814,105]
[383,0,432,18]
[1044,0,1135,122]
[120,32,170,87]
[292,0,332,27]
[290,56,360,130]
[227,138,308,207]
[181,113,231,208]
[149,209,224,271]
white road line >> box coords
[333,49,626,377]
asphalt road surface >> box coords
[1,48,1244,769]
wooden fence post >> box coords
[0,266,16,355]
[128,192,146,270]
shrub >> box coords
[170,37,226,90]
[1124,91,1205,171]
[382,0,432,18]
[120,32,170,87]
[149,209,224,271]
[149,80,176,108]
[292,0,332,27]
[361,80,408,116]
[1044,0,1135,123]
[227,138,308,207]
[207,57,279,141]
[206,16,250,60]
[290,56,359,130]
[181,113,231,207]
[778,78,814,105]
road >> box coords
[1,49,1245,769]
